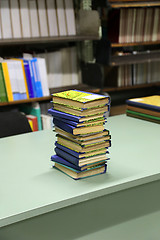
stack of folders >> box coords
[48,89,111,180]
[126,95,160,124]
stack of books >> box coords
[126,95,160,124]
[48,89,111,180]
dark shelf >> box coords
[0,35,100,46]
[111,50,160,66]
[108,0,160,8]
[111,41,160,48]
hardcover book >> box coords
[53,116,106,127]
[51,154,106,171]
[53,103,109,116]
[53,118,105,135]
[55,147,109,166]
[56,133,111,146]
[126,95,160,112]
[52,90,110,109]
[52,157,107,180]
[55,127,110,141]
[127,105,160,118]
[55,142,108,159]
[48,108,106,122]
[126,109,160,124]
[57,135,111,152]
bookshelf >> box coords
[0,0,100,111]
[90,0,160,110]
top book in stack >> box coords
[52,89,110,116]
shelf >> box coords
[0,35,100,46]
[111,50,160,66]
[102,82,160,92]
[111,41,160,48]
[108,0,160,8]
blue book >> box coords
[23,59,36,98]
[55,142,109,159]
[53,118,105,135]
[30,58,43,98]
[55,147,108,167]
[48,108,106,123]
[51,155,107,180]
[51,154,107,171]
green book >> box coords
[0,63,8,102]
[126,109,160,124]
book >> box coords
[53,116,106,127]
[53,103,109,116]
[30,58,43,97]
[126,109,160,124]
[54,161,107,180]
[56,135,111,152]
[52,155,107,180]
[53,118,105,135]
[56,133,111,146]
[55,127,110,141]
[41,114,53,130]
[126,95,160,112]
[48,108,106,122]
[46,0,58,36]
[10,0,22,38]
[23,59,36,98]
[52,90,110,109]
[1,62,13,101]
[127,105,160,118]
[19,0,31,38]
[36,58,49,96]
[37,0,49,37]
[28,0,40,37]
[20,102,42,130]
[55,141,108,159]
[64,0,76,35]
[56,0,67,36]
[0,0,12,39]
[0,63,8,102]
[26,114,38,131]
[51,154,106,171]
[55,147,109,166]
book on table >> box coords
[126,95,160,124]
[51,155,107,180]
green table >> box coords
[0,115,160,240]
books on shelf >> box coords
[48,89,111,180]
[126,95,160,124]
[0,0,77,40]
[0,56,49,102]
[19,0,31,38]
[0,0,12,39]
[46,0,58,36]
[37,0,49,37]
[26,114,38,131]
[10,0,22,38]
[46,47,80,89]
[105,61,160,88]
[108,7,160,44]
[28,0,40,37]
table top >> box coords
[1,114,160,228]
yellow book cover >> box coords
[52,90,110,109]
[126,95,160,112]
[2,62,13,101]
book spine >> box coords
[55,147,79,166]
[1,62,13,101]
[0,63,8,102]
[53,118,74,134]
[55,142,80,158]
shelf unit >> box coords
[92,0,160,109]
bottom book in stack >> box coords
[51,127,111,180]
